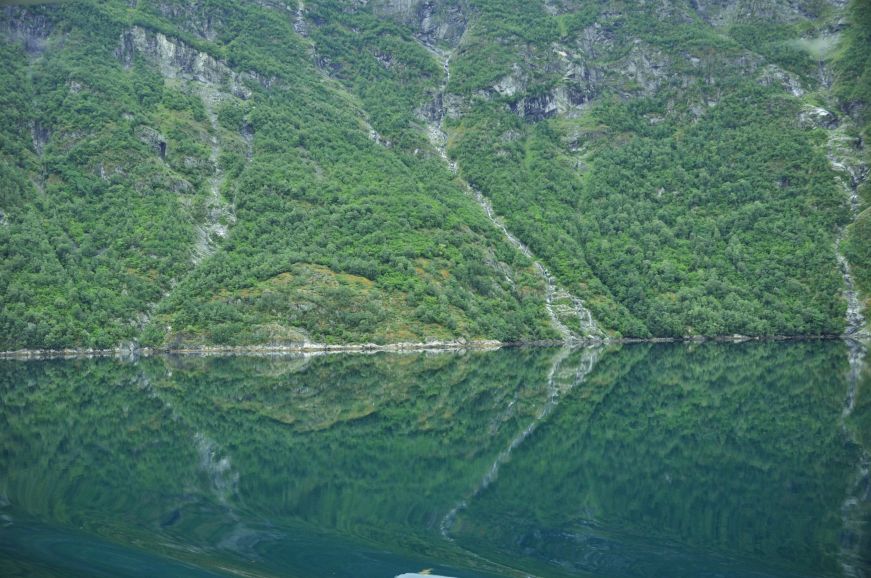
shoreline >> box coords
[0,333,862,360]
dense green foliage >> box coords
[0,0,554,348]
[837,0,871,309]
[0,0,866,347]
[835,0,871,141]
[445,1,853,337]
[0,6,199,348]
[846,210,871,300]
[454,85,847,336]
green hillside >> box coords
[0,0,867,349]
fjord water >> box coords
[1,342,869,578]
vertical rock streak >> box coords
[193,84,235,265]
[810,48,868,336]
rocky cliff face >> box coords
[372,0,466,47]
[405,0,868,337]
[691,0,845,26]
[1,6,52,55]
[115,25,246,264]
[116,27,255,98]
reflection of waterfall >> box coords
[132,377,277,554]
[839,339,869,578]
[440,346,601,540]
[194,433,239,504]
[192,432,283,555]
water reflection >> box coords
[840,339,871,577]
[441,347,601,540]
[450,342,871,578]
[0,341,869,577]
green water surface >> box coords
[1,342,869,577]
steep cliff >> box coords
[0,0,866,348]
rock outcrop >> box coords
[1,6,52,55]
[372,0,466,47]
[135,126,168,160]
[115,26,263,99]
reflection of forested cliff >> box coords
[0,343,868,578]
[151,350,565,536]
[452,342,867,578]
[0,349,589,576]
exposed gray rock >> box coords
[1,7,52,55]
[294,0,309,36]
[492,64,526,97]
[443,93,465,119]
[494,36,669,124]
[183,156,208,170]
[374,50,393,68]
[135,126,167,159]
[30,121,50,156]
[115,27,267,98]
[554,85,592,116]
[511,92,559,122]
[241,122,255,160]
[193,86,237,265]
[758,64,804,97]
[500,128,522,143]
[799,105,840,130]
[419,91,444,124]
[508,85,590,122]
[690,0,842,27]
[372,0,466,47]
[618,41,671,96]
[574,23,615,60]
[153,1,222,42]
[171,177,194,194]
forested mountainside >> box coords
[0,0,868,349]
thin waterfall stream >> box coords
[419,38,602,341]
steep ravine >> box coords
[421,40,604,341]
[118,27,239,264]
[193,84,235,265]
[805,98,869,336]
